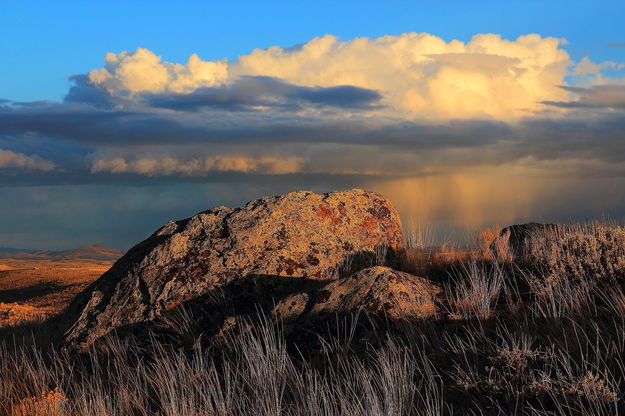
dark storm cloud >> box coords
[0,97,505,148]
[506,114,625,163]
[290,84,382,109]
[0,102,183,145]
[145,76,382,111]
[543,85,625,109]
[2,103,625,184]
[3,97,623,164]
[4,76,625,252]
[64,75,119,109]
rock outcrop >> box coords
[491,223,559,260]
[64,189,404,348]
[273,266,441,321]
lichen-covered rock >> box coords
[273,266,441,321]
[64,189,404,349]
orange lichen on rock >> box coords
[360,217,378,230]
[315,203,341,225]
[11,391,67,416]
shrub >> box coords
[528,225,625,284]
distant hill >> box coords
[0,245,124,261]
[0,248,35,255]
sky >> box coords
[1,1,625,250]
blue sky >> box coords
[2,1,625,102]
[2,1,625,250]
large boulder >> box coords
[272,266,441,321]
[63,189,404,348]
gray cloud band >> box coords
[543,85,625,109]
[1,79,625,182]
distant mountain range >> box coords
[0,245,124,261]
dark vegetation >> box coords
[2,221,625,415]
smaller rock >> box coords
[272,266,441,321]
[272,292,310,321]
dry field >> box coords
[0,259,113,327]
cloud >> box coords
[0,149,55,171]
[3,97,625,183]
[566,56,625,88]
[572,57,611,75]
[71,33,572,120]
[543,85,625,109]
[231,33,571,119]
[91,154,305,176]
[2,31,625,185]
[608,42,625,48]
[146,76,382,112]
[65,75,119,109]
[87,48,228,96]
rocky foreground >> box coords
[60,189,617,351]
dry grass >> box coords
[0,316,447,416]
[444,262,503,319]
[1,311,623,415]
[0,303,50,328]
[475,225,502,261]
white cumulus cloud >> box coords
[88,48,228,96]
[233,33,572,119]
[83,32,576,120]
